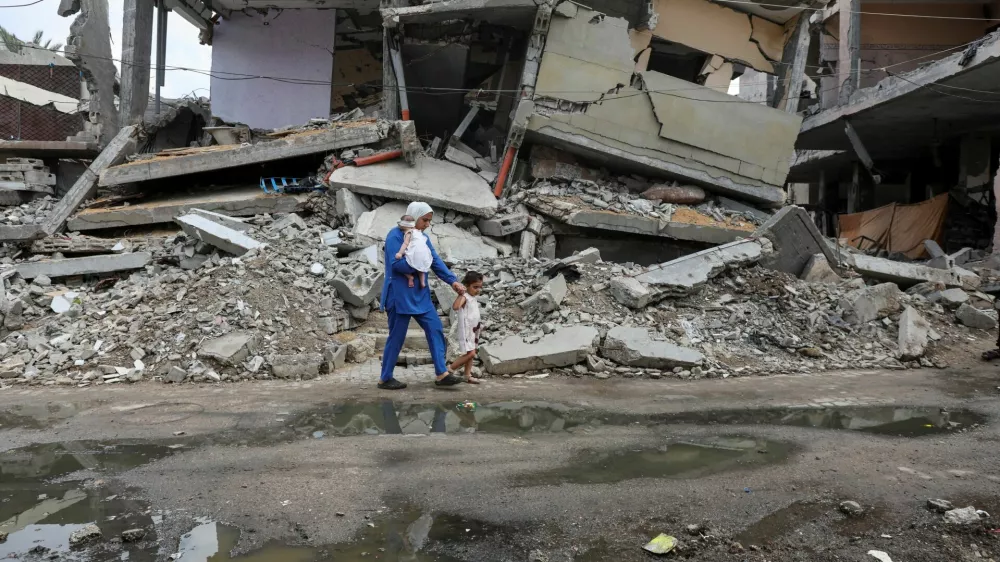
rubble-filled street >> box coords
[7,0,1000,558]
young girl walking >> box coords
[448,271,484,384]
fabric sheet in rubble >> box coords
[838,193,948,259]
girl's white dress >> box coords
[455,294,481,354]
[404,229,433,272]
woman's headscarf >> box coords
[405,201,433,220]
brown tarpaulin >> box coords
[838,193,949,259]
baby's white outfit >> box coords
[404,229,433,273]
[455,294,481,354]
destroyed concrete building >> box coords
[2,0,1000,388]
[764,0,1000,262]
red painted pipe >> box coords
[401,109,411,121]
[493,145,517,198]
[354,149,403,167]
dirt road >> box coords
[3,360,1000,561]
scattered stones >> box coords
[943,506,983,526]
[69,523,102,546]
[927,498,954,513]
[121,528,147,542]
[839,500,864,516]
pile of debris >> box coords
[0,158,56,207]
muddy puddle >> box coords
[0,401,99,430]
[661,406,985,437]
[525,436,793,485]
[286,399,595,438]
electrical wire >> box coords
[0,0,46,7]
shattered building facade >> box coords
[773,0,1000,260]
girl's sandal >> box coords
[465,376,481,384]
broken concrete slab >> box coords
[100,123,387,186]
[198,332,258,366]
[39,126,137,237]
[329,157,498,218]
[525,195,749,245]
[924,240,946,259]
[519,217,541,260]
[479,325,600,375]
[898,306,929,360]
[601,326,703,369]
[839,282,902,324]
[955,303,998,330]
[477,212,530,237]
[13,252,152,280]
[753,205,838,277]
[444,145,478,170]
[330,264,383,306]
[354,202,498,262]
[929,288,969,308]
[609,276,656,309]
[852,254,981,291]
[519,274,567,313]
[175,214,264,256]
[30,235,126,255]
[635,239,764,295]
[717,196,771,222]
[188,209,253,232]
[66,187,304,231]
[800,254,841,284]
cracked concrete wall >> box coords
[650,0,784,74]
[527,3,802,204]
[62,0,119,146]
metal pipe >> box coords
[493,145,516,198]
[389,46,410,121]
[155,2,167,114]
[353,149,402,166]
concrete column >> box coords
[119,0,154,126]
[381,32,399,120]
[837,0,860,104]
[847,162,860,214]
[773,14,811,113]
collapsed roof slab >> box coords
[66,187,305,231]
[797,31,1000,159]
[99,121,389,186]
[524,195,752,245]
[329,157,498,218]
[0,140,101,159]
[382,0,538,26]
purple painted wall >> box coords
[211,10,336,129]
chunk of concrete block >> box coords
[324,343,348,371]
[519,274,567,313]
[839,282,902,324]
[949,247,974,266]
[270,213,307,232]
[335,188,367,226]
[924,240,946,259]
[560,247,601,266]
[330,264,384,306]
[609,276,656,309]
[852,254,980,291]
[329,157,498,218]
[635,239,763,296]
[927,255,954,270]
[800,254,841,284]
[349,245,380,266]
[480,325,599,375]
[477,212,530,237]
[269,353,323,379]
[898,306,930,360]
[198,332,258,366]
[753,205,836,276]
[188,208,253,232]
[601,326,703,368]
[955,303,998,330]
[176,214,264,256]
[14,252,152,279]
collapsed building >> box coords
[0,0,998,388]
[768,0,1000,262]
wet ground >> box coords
[4,363,1000,561]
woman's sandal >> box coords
[982,349,1000,361]
[434,373,462,386]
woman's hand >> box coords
[452,281,466,295]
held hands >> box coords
[451,281,467,295]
